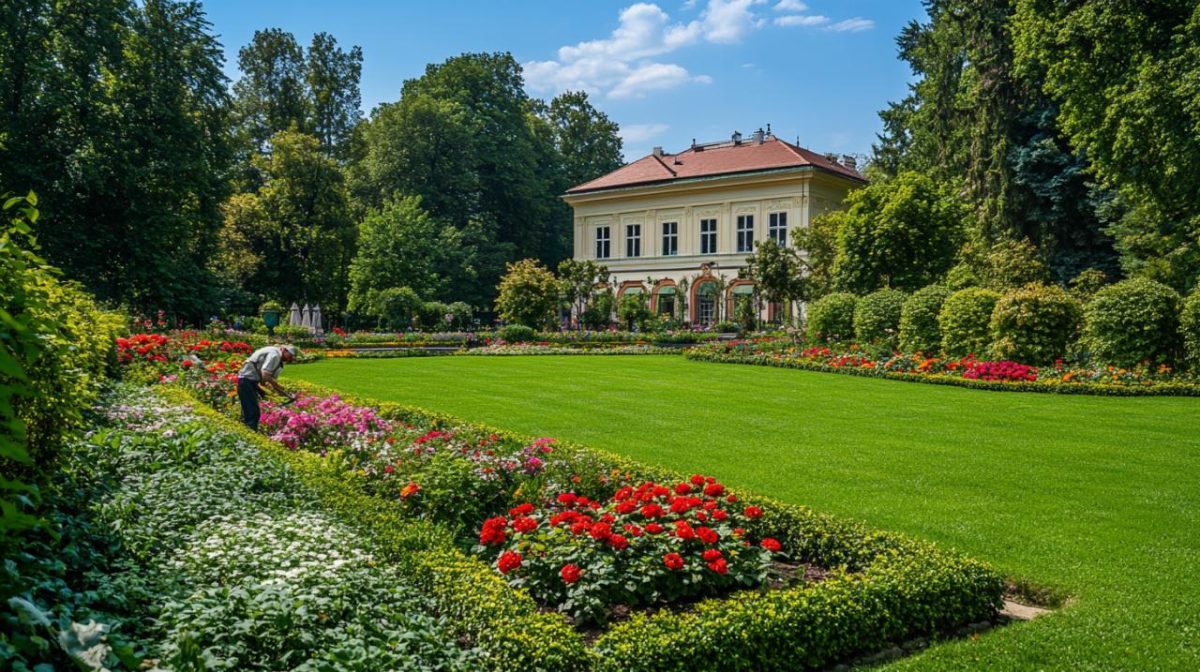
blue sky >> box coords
[201,0,924,161]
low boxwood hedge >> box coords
[242,380,1009,671]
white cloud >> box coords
[774,14,828,27]
[620,123,671,144]
[827,17,874,32]
[610,63,711,99]
[524,2,871,99]
[773,0,807,11]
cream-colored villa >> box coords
[563,129,865,325]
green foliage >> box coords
[793,211,840,300]
[854,289,908,350]
[415,301,452,331]
[977,238,1051,291]
[832,172,965,293]
[899,285,952,353]
[373,287,422,331]
[1082,278,1181,367]
[1181,290,1200,374]
[497,324,536,344]
[939,288,1002,357]
[1069,268,1110,303]
[581,291,614,330]
[1013,1,1200,291]
[989,283,1082,365]
[617,292,652,331]
[347,195,473,315]
[545,91,624,192]
[742,238,805,306]
[557,259,609,327]
[446,302,474,330]
[0,0,233,319]
[216,130,355,310]
[806,292,858,343]
[496,259,560,330]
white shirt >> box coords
[238,346,284,381]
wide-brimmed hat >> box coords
[281,345,299,357]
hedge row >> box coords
[683,349,1200,397]
[808,278,1200,371]
[262,380,1006,671]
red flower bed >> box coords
[961,359,1038,382]
[478,475,783,624]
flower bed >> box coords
[64,386,478,671]
[686,340,1200,396]
[174,372,1007,670]
[461,344,679,356]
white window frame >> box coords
[768,211,788,246]
[661,221,678,256]
[700,218,717,255]
[736,214,755,253]
[595,226,611,259]
[625,224,641,258]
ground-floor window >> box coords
[697,296,715,325]
[657,294,675,316]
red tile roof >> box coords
[566,136,865,194]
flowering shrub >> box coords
[258,393,392,457]
[478,476,781,625]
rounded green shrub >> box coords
[853,289,907,350]
[899,285,952,354]
[1183,290,1200,373]
[939,288,1001,357]
[1081,277,1181,367]
[806,292,858,343]
[989,283,1082,365]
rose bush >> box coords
[477,476,782,625]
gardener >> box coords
[236,344,297,430]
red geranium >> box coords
[509,502,535,517]
[513,517,538,534]
[479,516,508,545]
[761,537,782,553]
[497,550,522,574]
[703,483,725,497]
[706,557,729,574]
[674,482,692,495]
[561,563,582,584]
[702,549,723,562]
[609,534,629,550]
[663,552,685,570]
[689,474,705,486]
[696,526,719,545]
[744,505,763,519]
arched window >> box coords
[695,281,718,326]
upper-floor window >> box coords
[736,214,755,253]
[661,221,678,256]
[700,218,717,255]
[768,212,788,246]
[625,224,641,258]
[595,226,611,259]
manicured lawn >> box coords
[291,355,1200,670]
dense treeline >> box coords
[0,1,623,323]
[822,0,1200,300]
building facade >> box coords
[563,130,865,325]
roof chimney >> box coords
[732,130,742,145]
[652,146,663,158]
[752,128,765,145]
[841,154,858,171]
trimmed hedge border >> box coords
[253,379,1007,671]
[684,349,1200,397]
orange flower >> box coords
[400,481,421,499]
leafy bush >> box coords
[617,292,653,331]
[1081,278,1181,367]
[899,285,952,353]
[1069,268,1110,302]
[939,288,1001,357]
[1182,290,1200,373]
[375,286,422,330]
[416,300,451,331]
[806,292,858,343]
[581,291,614,330]
[854,288,907,350]
[989,283,1082,365]
[979,238,1050,290]
[497,324,536,343]
[496,259,559,330]
[447,301,474,330]
[712,320,741,334]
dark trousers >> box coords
[237,377,261,430]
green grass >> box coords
[291,355,1200,670]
